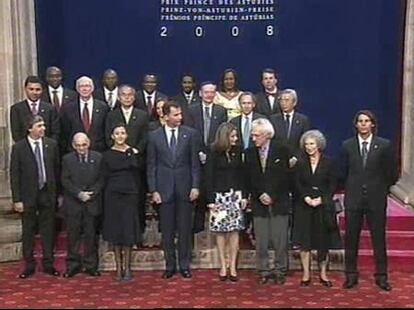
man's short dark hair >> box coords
[180,72,196,83]
[353,109,378,135]
[260,68,278,80]
[26,115,45,132]
[162,100,181,116]
[24,76,43,87]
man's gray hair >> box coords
[279,88,298,104]
[76,76,94,89]
[251,118,275,139]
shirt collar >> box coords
[259,140,270,153]
[243,112,253,120]
[27,99,40,105]
[104,87,117,95]
[48,85,63,93]
[27,135,42,145]
[358,134,373,146]
[143,90,155,98]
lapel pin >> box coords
[295,120,300,124]
[90,159,94,163]
[274,158,280,163]
[132,116,136,120]
[41,109,45,113]
[374,144,378,149]
[183,134,187,138]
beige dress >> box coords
[214,91,243,120]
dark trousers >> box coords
[160,197,193,272]
[345,198,387,280]
[65,209,98,271]
[22,187,55,270]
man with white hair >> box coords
[61,76,109,153]
[61,132,104,278]
[246,118,291,285]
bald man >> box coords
[61,132,104,277]
[61,76,109,153]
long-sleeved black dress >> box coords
[103,148,142,246]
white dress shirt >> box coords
[104,87,118,107]
[121,106,133,124]
[358,133,373,153]
[48,85,63,105]
[164,125,179,147]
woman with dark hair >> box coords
[103,124,142,281]
[205,122,247,282]
[148,97,167,131]
[293,130,342,287]
[214,68,243,120]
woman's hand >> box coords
[241,199,248,210]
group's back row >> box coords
[10,66,309,158]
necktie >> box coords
[30,102,38,115]
[80,154,86,164]
[361,141,368,168]
[147,96,153,115]
[204,106,211,145]
[285,114,291,139]
[243,116,251,149]
[52,90,60,111]
[82,102,91,133]
[259,148,267,173]
[186,94,192,104]
[34,141,46,189]
[170,129,177,157]
[107,92,114,108]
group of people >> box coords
[9,66,398,291]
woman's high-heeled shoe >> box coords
[319,277,333,287]
[300,278,311,287]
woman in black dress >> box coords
[103,124,142,281]
[293,130,342,287]
[205,123,247,282]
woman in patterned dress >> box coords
[205,123,247,282]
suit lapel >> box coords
[352,137,364,169]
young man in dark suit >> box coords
[41,66,77,113]
[61,76,109,154]
[147,101,200,279]
[10,75,60,142]
[341,110,398,291]
[93,69,120,111]
[135,74,167,121]
[245,118,291,285]
[61,132,104,278]
[10,115,60,278]
[184,82,227,233]
[254,68,281,117]
[172,73,200,122]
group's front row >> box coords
[10,104,398,292]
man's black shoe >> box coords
[19,268,35,279]
[43,267,60,277]
[375,279,392,291]
[342,278,358,289]
[162,270,176,279]
[180,270,192,278]
[63,267,81,278]
[84,269,101,277]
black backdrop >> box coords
[35,0,405,157]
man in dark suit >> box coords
[61,76,109,153]
[230,91,266,151]
[341,110,398,291]
[185,82,227,233]
[172,73,200,122]
[147,101,200,279]
[10,115,60,278]
[105,84,149,233]
[41,66,77,113]
[61,132,104,278]
[254,68,281,117]
[93,69,120,111]
[10,75,60,142]
[245,118,291,285]
[135,74,167,121]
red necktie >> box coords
[82,102,90,133]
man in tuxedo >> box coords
[172,73,200,122]
[230,92,266,151]
[105,84,149,233]
[10,115,60,278]
[147,101,200,279]
[246,118,291,285]
[61,76,109,153]
[10,75,60,142]
[135,74,167,121]
[341,110,398,291]
[41,66,77,113]
[185,82,227,233]
[61,132,104,278]
[254,68,281,117]
[93,69,120,111]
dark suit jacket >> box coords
[254,91,281,116]
[61,99,109,153]
[41,87,77,113]
[230,112,266,150]
[135,90,167,121]
[93,88,120,110]
[10,137,59,206]
[296,155,337,205]
[105,107,149,152]
[172,92,201,123]
[61,151,104,216]
[270,111,311,157]
[245,140,291,216]
[340,136,398,210]
[185,103,227,152]
[10,100,60,142]
[147,125,200,203]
